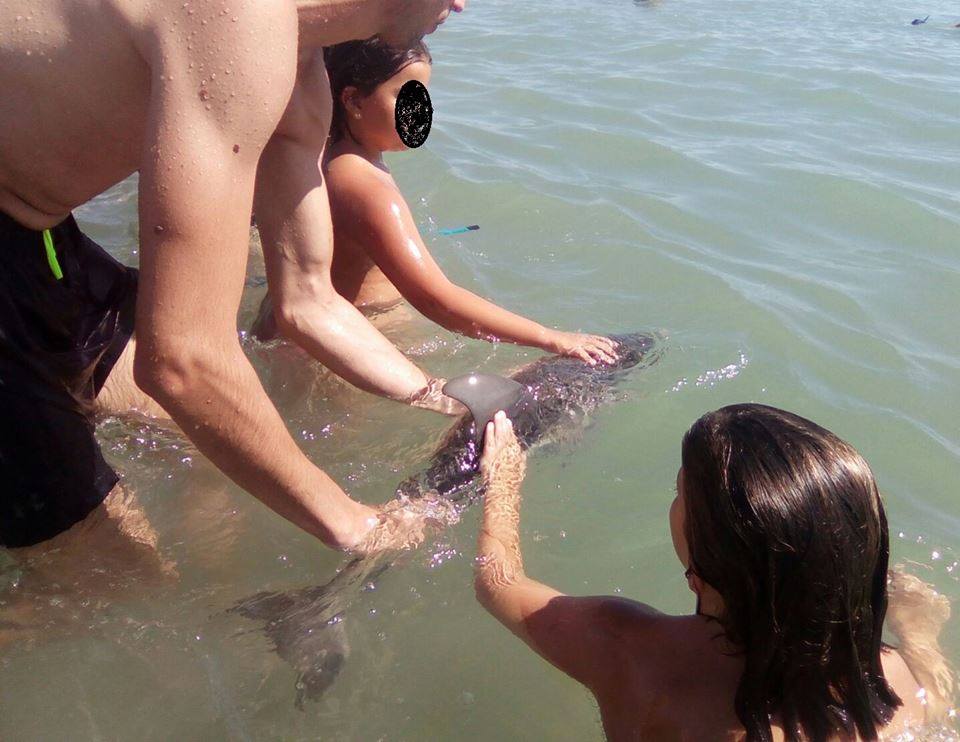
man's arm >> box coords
[133,2,374,550]
[253,52,461,413]
[296,0,465,48]
[475,414,660,689]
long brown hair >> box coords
[324,38,432,143]
[681,404,901,741]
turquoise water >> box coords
[2,0,959,738]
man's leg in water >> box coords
[12,485,177,590]
[4,338,175,644]
[0,485,178,649]
[95,337,170,420]
[251,292,280,341]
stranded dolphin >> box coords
[231,331,662,706]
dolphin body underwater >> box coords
[231,332,662,707]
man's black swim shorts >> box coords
[0,211,138,547]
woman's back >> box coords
[592,611,926,742]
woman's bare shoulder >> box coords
[325,151,401,221]
[596,599,708,652]
[592,609,744,740]
[880,646,927,725]
[326,149,392,187]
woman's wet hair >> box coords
[324,38,432,142]
[680,404,902,742]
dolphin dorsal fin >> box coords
[443,373,524,437]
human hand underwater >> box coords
[346,502,427,554]
[479,411,527,486]
[346,495,459,555]
[546,331,618,365]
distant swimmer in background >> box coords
[253,38,618,367]
[474,405,955,740]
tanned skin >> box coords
[0,0,465,552]
[256,58,618,365]
[476,414,939,740]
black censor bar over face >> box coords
[395,80,432,149]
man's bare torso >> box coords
[0,0,334,231]
[0,0,448,231]
[0,0,157,228]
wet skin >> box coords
[0,0,467,553]
[231,332,661,704]
[313,62,620,364]
[472,434,936,741]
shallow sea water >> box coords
[1,0,959,738]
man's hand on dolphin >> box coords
[408,376,469,416]
[345,408,524,556]
[346,493,460,555]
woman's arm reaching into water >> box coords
[474,413,659,689]
[327,160,617,365]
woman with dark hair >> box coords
[475,406,952,740]
[253,38,618,366]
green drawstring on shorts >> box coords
[42,228,63,280]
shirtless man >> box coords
[0,0,466,556]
